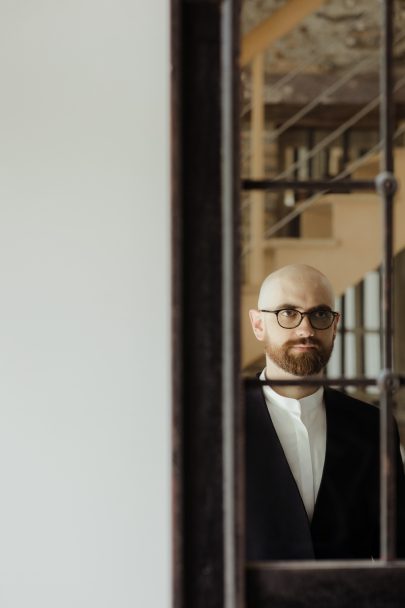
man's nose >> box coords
[296,314,315,337]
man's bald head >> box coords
[250,265,339,389]
[258,264,335,310]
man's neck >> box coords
[264,363,323,400]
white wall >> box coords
[0,2,171,607]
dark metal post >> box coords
[378,0,397,562]
[173,1,241,607]
[221,0,243,606]
[171,0,183,605]
[354,282,365,379]
[179,3,224,606]
[340,294,346,383]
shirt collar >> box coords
[259,369,324,416]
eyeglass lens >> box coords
[277,309,334,329]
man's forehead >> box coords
[261,274,334,308]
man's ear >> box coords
[249,309,265,342]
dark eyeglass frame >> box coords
[260,308,339,330]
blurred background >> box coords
[240,0,405,442]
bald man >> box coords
[246,264,405,560]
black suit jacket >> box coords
[245,382,405,560]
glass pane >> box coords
[364,333,381,378]
[241,0,405,573]
[364,270,380,331]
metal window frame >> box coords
[172,1,405,607]
[172,1,243,607]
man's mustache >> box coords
[286,339,322,348]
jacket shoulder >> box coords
[325,387,379,425]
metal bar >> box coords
[221,0,242,606]
[171,0,183,606]
[244,376,405,388]
[379,266,384,365]
[180,3,224,606]
[221,0,235,601]
[379,0,397,562]
[355,283,365,378]
[251,122,405,243]
[247,560,405,571]
[242,178,375,192]
[260,138,385,240]
[381,2,395,175]
[338,328,381,336]
[340,294,346,381]
[246,562,405,608]
[269,72,405,185]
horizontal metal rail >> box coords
[240,123,405,247]
[242,178,375,192]
[246,560,405,570]
[244,374,405,389]
[246,562,405,607]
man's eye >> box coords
[280,309,298,318]
[312,309,330,319]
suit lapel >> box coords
[258,386,311,521]
[310,388,376,557]
[245,382,314,560]
[312,388,347,521]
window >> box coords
[172,1,405,606]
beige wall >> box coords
[0,2,171,606]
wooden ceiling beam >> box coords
[241,0,325,67]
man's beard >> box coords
[265,338,334,376]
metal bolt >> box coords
[377,369,400,395]
[375,171,398,196]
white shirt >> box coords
[260,369,326,521]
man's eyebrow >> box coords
[274,303,333,312]
[306,305,333,312]
[273,303,299,310]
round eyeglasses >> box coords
[260,308,339,330]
